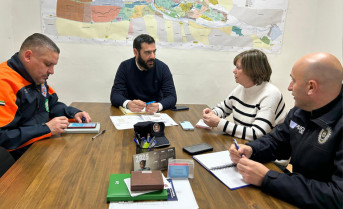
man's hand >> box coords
[202,108,220,127]
[74,111,91,123]
[146,103,159,114]
[128,100,145,112]
[229,144,253,163]
[46,116,69,135]
[236,156,269,186]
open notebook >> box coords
[193,150,249,190]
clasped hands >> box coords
[128,100,159,115]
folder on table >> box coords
[106,173,168,202]
[119,106,146,115]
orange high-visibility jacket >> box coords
[0,53,81,151]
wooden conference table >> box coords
[0,103,297,209]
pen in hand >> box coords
[92,130,105,140]
[233,138,242,158]
[145,101,156,105]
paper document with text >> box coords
[110,113,178,130]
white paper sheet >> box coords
[110,113,178,130]
[195,119,211,129]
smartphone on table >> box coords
[171,106,189,111]
[67,123,97,129]
[183,143,213,155]
[180,121,194,130]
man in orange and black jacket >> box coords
[0,33,91,160]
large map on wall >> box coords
[41,0,288,53]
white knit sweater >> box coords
[213,82,287,141]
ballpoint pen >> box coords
[148,136,155,147]
[233,138,242,158]
[92,130,105,140]
[148,140,156,148]
[147,133,151,143]
[146,101,156,105]
[133,138,139,145]
[140,138,146,148]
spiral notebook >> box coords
[193,150,249,190]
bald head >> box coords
[297,53,343,91]
[289,53,342,111]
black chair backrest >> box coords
[0,147,15,178]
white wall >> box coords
[0,0,342,112]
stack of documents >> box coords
[107,173,168,202]
[109,178,198,209]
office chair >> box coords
[0,146,15,178]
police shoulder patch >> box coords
[318,127,332,144]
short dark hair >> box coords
[20,33,60,54]
[233,49,272,85]
[133,34,155,51]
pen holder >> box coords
[136,146,154,154]
[133,134,157,151]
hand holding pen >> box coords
[229,139,242,164]
[128,100,146,112]
[233,138,242,158]
[229,139,254,163]
[145,101,159,115]
[145,101,156,106]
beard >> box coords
[137,53,155,70]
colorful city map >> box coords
[41,0,288,52]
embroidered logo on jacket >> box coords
[41,84,47,97]
[289,120,305,134]
[0,100,5,106]
[318,127,332,144]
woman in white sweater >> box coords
[203,49,287,141]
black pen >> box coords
[92,130,106,140]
